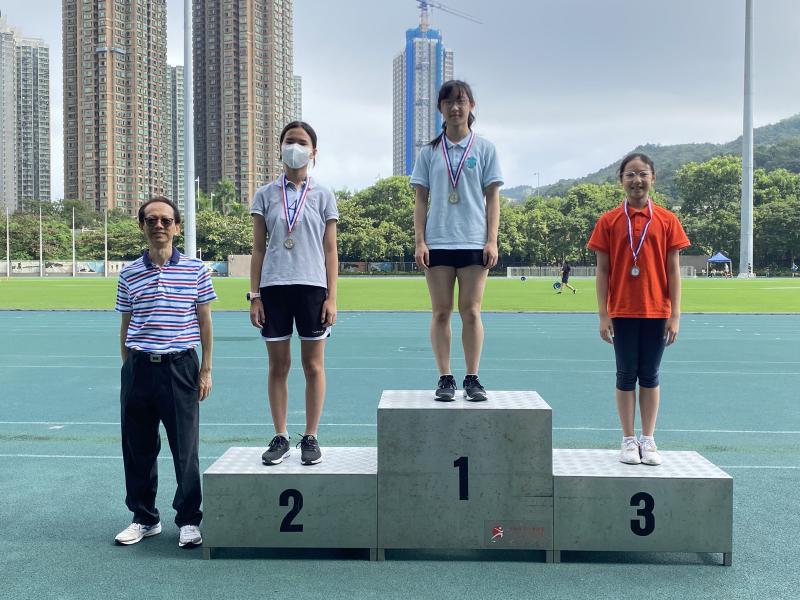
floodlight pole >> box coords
[39,206,43,277]
[5,207,9,278]
[183,0,196,259]
[739,0,754,277]
[72,208,76,277]
[104,208,108,277]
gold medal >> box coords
[448,191,459,204]
[284,238,295,250]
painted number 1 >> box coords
[630,491,655,536]
[454,456,469,500]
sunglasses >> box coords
[144,217,175,228]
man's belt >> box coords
[129,348,191,363]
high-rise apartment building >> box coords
[164,65,185,212]
[0,14,18,212]
[392,19,454,176]
[292,75,302,121]
[194,0,294,205]
[63,0,167,214]
[16,37,50,203]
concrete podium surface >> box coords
[378,390,554,551]
[203,446,377,558]
[553,449,733,565]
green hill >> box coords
[503,113,800,203]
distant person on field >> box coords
[724,262,731,278]
[411,80,503,402]
[249,121,339,467]
[557,261,576,294]
[114,196,215,549]
[587,153,690,467]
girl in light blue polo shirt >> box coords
[411,80,504,402]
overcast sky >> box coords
[3,0,800,199]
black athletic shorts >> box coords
[428,249,485,269]
[260,285,330,341]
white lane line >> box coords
[0,365,797,375]
[1,422,799,434]
[0,454,797,470]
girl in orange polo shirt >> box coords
[588,153,690,466]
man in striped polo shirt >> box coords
[113,196,216,549]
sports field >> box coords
[1,301,799,599]
[0,296,800,600]
[0,276,799,312]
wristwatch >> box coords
[246,291,261,301]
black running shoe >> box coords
[298,434,322,465]
[262,435,290,465]
[435,374,457,401]
[463,375,487,402]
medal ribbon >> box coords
[624,198,653,266]
[441,131,476,191]
[282,175,311,235]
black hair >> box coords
[618,153,656,180]
[429,80,476,148]
[279,120,318,149]
[138,195,181,225]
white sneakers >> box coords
[114,522,162,545]
[619,436,663,466]
[178,525,203,548]
[619,438,642,464]
[114,521,202,548]
[639,437,662,466]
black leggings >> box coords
[612,318,667,391]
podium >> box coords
[202,390,732,565]
[553,449,733,565]
[202,447,378,559]
[377,390,554,556]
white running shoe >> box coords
[619,438,641,465]
[115,522,162,545]
[640,438,662,466]
[178,525,203,548]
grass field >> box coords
[0,276,798,312]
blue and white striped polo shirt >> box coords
[115,248,217,353]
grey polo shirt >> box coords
[410,133,504,250]
[250,175,339,289]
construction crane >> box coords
[417,0,482,31]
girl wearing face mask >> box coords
[411,80,503,402]
[249,121,339,466]
[588,153,690,466]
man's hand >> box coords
[199,368,212,401]
[599,315,614,344]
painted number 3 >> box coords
[630,491,655,536]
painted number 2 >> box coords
[279,489,304,532]
[454,456,469,500]
[630,491,655,536]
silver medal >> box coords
[284,237,295,250]
[631,265,640,277]
[448,191,459,204]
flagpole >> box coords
[72,207,76,277]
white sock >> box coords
[466,373,478,377]
[640,435,655,444]
[276,432,289,440]
[622,436,638,445]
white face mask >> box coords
[281,143,311,169]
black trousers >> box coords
[120,348,201,527]
[611,318,667,391]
